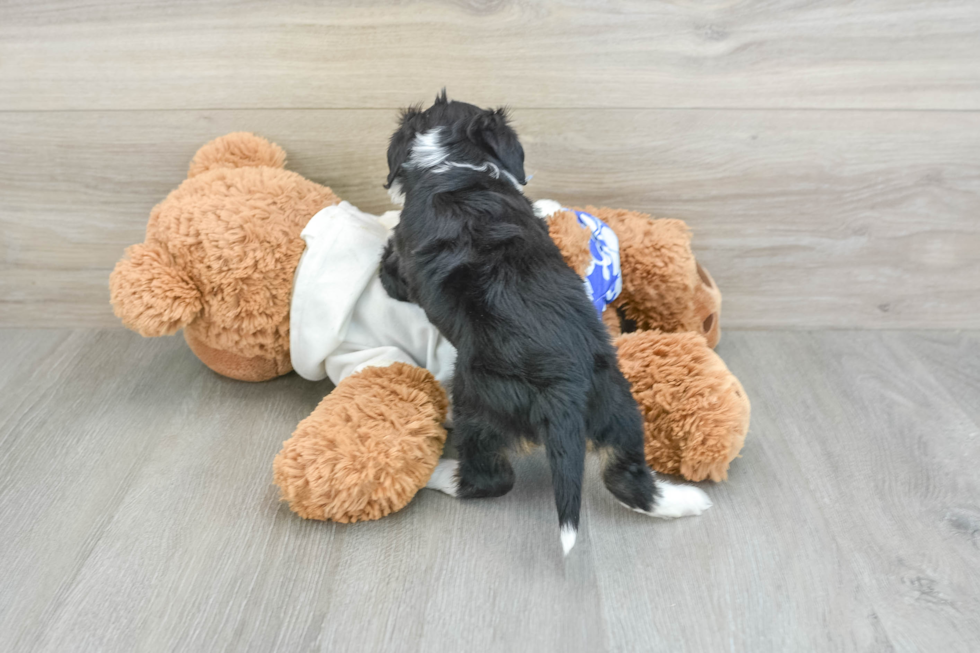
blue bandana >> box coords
[566,209,622,316]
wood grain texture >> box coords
[2,109,978,329]
[720,332,980,649]
[0,331,210,652]
[1,329,979,652]
[897,331,980,426]
[1,1,979,111]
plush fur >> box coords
[110,132,741,530]
[109,132,339,379]
[274,362,449,522]
[379,93,707,552]
[616,330,748,481]
[542,206,739,480]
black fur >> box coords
[380,92,662,541]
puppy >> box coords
[380,91,710,554]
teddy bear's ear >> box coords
[110,242,202,337]
[188,132,287,178]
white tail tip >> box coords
[560,525,578,555]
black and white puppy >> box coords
[380,91,710,554]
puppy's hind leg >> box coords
[593,391,711,519]
[426,459,461,496]
[640,480,713,519]
[451,418,516,500]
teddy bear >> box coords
[109,132,749,524]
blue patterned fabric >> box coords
[566,209,622,317]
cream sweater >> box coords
[289,201,457,386]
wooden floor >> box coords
[2,1,979,329]
[2,3,976,650]
[1,328,978,652]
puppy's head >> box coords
[384,89,526,203]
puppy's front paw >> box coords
[533,199,562,220]
[647,482,712,519]
[425,458,460,497]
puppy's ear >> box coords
[467,108,526,185]
[385,105,425,189]
[434,87,449,105]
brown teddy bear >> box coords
[110,132,749,524]
[540,202,749,483]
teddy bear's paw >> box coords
[272,363,450,522]
[616,330,750,483]
[425,458,460,497]
[622,481,712,519]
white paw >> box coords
[533,199,562,220]
[425,459,459,497]
[647,482,712,519]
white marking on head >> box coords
[425,458,460,497]
[387,179,405,206]
[433,160,493,176]
[499,169,523,192]
[409,126,523,192]
[431,160,524,192]
[409,127,449,170]
[560,525,577,555]
[533,199,562,220]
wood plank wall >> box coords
[1,1,978,328]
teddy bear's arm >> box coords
[273,362,449,522]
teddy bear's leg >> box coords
[272,362,449,522]
[615,330,750,483]
[588,383,711,526]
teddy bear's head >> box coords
[109,133,339,381]
[543,205,721,346]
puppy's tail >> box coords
[543,409,587,556]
